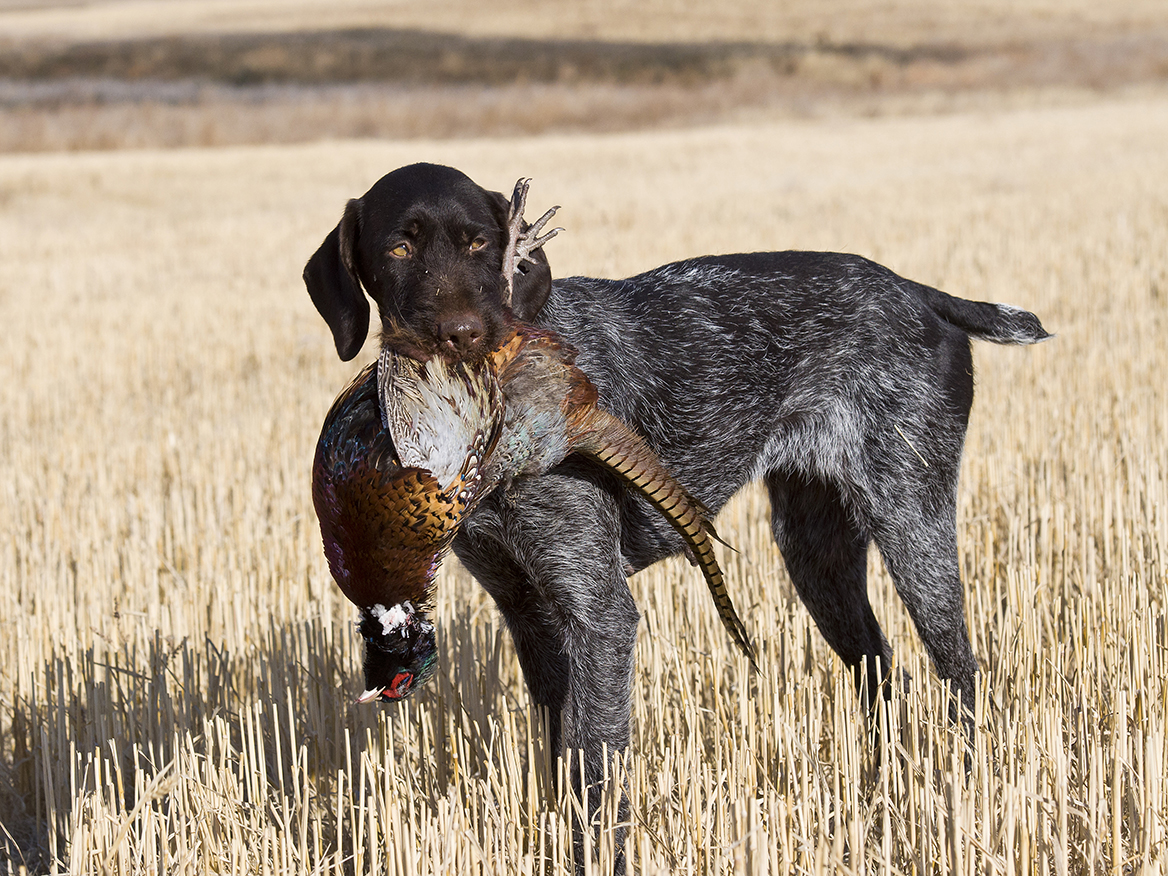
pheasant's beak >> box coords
[355,687,385,704]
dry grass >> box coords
[0,91,1166,873]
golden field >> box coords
[1,34,1167,874]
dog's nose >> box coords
[438,315,485,356]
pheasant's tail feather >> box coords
[693,506,737,553]
[574,409,758,671]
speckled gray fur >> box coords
[305,168,1048,874]
[454,251,1048,768]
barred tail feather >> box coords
[575,410,759,670]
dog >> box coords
[304,162,1048,863]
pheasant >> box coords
[312,179,756,704]
[312,355,500,703]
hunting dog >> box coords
[304,162,1048,857]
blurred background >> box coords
[3,0,1167,152]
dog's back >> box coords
[536,251,1046,517]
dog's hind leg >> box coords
[765,470,894,708]
[868,496,979,722]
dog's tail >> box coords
[920,285,1051,345]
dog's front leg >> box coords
[454,460,637,874]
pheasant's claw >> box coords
[507,177,531,222]
[502,179,530,305]
[503,178,561,307]
[516,210,562,261]
[521,205,562,247]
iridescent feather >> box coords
[380,324,759,669]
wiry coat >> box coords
[454,251,1047,756]
[304,164,1049,873]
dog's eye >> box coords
[469,237,488,253]
[389,243,412,259]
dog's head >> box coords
[304,163,553,363]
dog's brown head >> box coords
[304,163,553,363]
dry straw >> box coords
[1,92,1166,873]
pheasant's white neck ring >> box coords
[369,601,414,636]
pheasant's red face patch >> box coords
[384,671,414,699]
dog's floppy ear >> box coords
[487,188,554,322]
[511,246,553,321]
[303,199,369,361]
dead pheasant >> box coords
[312,179,756,703]
[312,356,501,702]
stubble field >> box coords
[1,23,1167,874]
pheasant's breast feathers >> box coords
[313,361,483,610]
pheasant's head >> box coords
[355,602,439,702]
